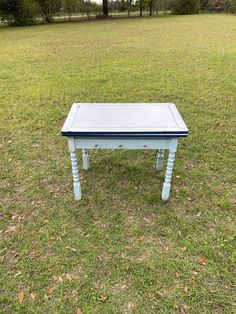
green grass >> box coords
[0,14,236,313]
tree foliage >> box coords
[225,0,236,12]
[0,0,39,25]
[37,0,61,22]
[171,0,200,14]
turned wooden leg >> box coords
[162,139,178,201]
[156,149,164,170]
[82,149,90,170]
[68,138,82,200]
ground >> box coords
[0,14,236,313]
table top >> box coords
[61,103,188,138]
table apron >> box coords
[74,138,176,150]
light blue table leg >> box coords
[162,139,178,201]
[68,138,82,200]
[82,149,90,170]
[156,149,164,170]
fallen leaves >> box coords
[175,272,180,278]
[184,162,193,170]
[210,288,217,294]
[18,291,24,304]
[76,308,83,314]
[156,290,164,298]
[199,257,208,266]
[139,235,145,241]
[30,293,35,300]
[127,302,137,310]
[30,248,40,260]
[52,270,81,283]
[4,225,16,233]
[47,287,54,295]
[175,303,189,314]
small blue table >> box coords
[61,103,188,201]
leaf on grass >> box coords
[199,257,207,266]
[127,302,136,310]
[147,292,153,298]
[47,287,54,294]
[18,291,24,304]
[156,290,164,297]
[175,272,180,278]
[66,273,73,280]
[5,225,16,233]
[76,308,83,314]
[58,276,63,283]
[184,286,188,294]
[175,303,188,314]
[210,288,217,294]
[30,293,35,300]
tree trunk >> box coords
[103,0,109,16]
[127,0,131,17]
[149,0,153,15]
[139,0,143,16]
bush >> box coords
[0,0,39,25]
[171,0,200,14]
[225,0,236,13]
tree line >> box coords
[0,0,235,26]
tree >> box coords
[225,0,236,12]
[149,0,154,15]
[37,0,61,22]
[208,0,224,11]
[64,0,77,20]
[0,0,39,25]
[139,0,143,15]
[127,0,132,16]
[171,0,200,14]
[102,0,108,15]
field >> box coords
[0,14,236,313]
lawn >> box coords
[0,14,236,313]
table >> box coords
[61,103,188,201]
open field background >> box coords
[0,14,236,313]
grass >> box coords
[0,14,236,313]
